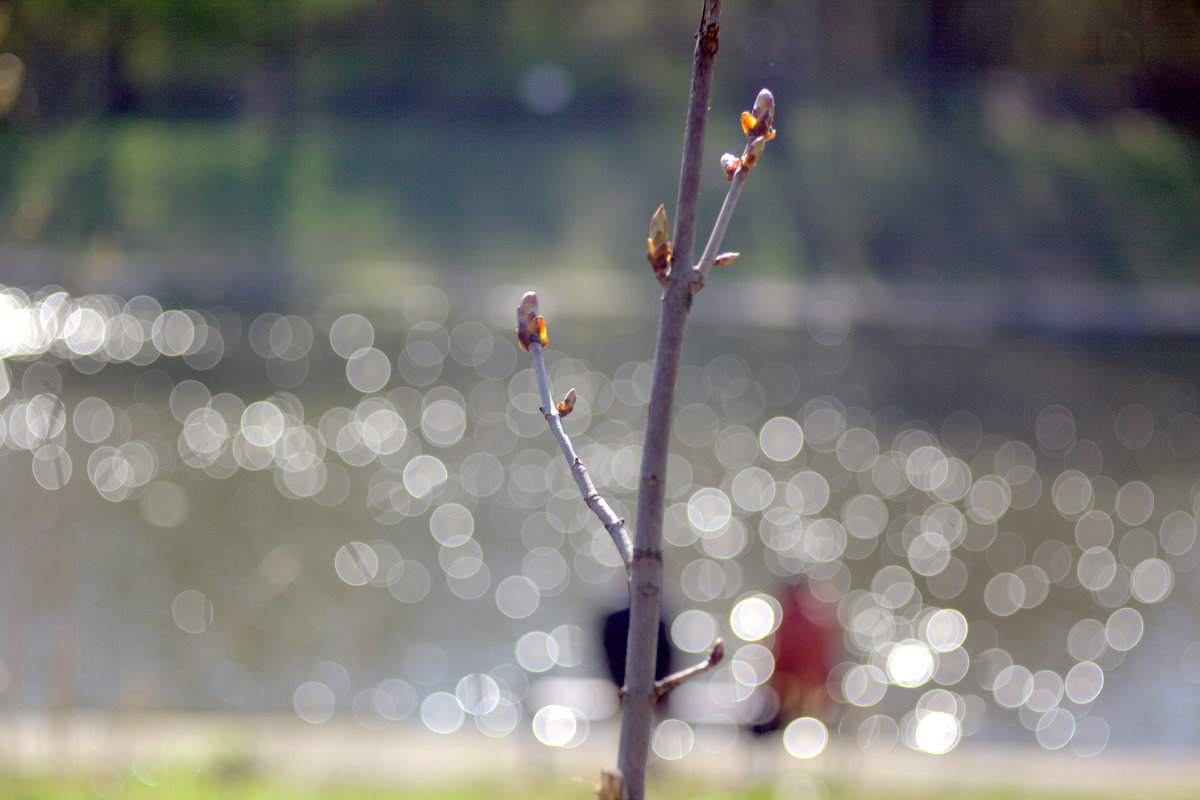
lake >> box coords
[2,278,1199,760]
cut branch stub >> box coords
[646,203,672,285]
[596,770,624,800]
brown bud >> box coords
[720,153,741,181]
[752,88,775,127]
[556,387,577,418]
[646,203,672,284]
[649,204,669,249]
[741,135,767,170]
[742,89,777,141]
[517,291,543,351]
[713,251,740,268]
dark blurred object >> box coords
[753,579,837,735]
[1135,66,1200,142]
[600,608,672,691]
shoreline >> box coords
[0,713,1197,795]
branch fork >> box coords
[614,638,723,707]
[515,4,773,796]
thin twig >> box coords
[653,638,724,701]
[526,339,634,570]
[670,0,722,274]
[692,169,746,288]
[517,5,774,798]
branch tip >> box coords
[652,637,725,702]
[518,308,633,572]
[516,292,545,351]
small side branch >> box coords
[653,638,724,702]
[691,170,746,289]
[692,89,775,290]
[526,338,634,571]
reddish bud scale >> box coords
[556,387,577,418]
[647,204,672,283]
[516,292,546,351]
[752,88,775,126]
[649,204,670,247]
[741,136,767,170]
[720,153,741,181]
[741,89,777,144]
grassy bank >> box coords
[0,771,1193,800]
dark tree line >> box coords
[4,0,1198,138]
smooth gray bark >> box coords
[615,3,722,798]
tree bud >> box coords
[741,88,777,141]
[517,291,543,351]
[556,387,577,418]
[646,203,672,283]
[752,88,774,126]
[741,135,766,169]
[720,153,741,181]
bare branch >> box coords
[517,8,773,800]
[653,638,724,701]
[694,88,776,289]
[524,334,634,571]
[691,170,747,290]
[669,0,722,275]
[618,6,723,799]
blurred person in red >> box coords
[753,578,838,734]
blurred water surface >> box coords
[2,281,1200,761]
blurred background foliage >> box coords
[0,0,1198,303]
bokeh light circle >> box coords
[782,717,828,758]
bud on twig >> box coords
[720,153,741,182]
[752,88,775,129]
[736,88,775,173]
[740,88,776,140]
[646,204,672,285]
[516,291,548,351]
[741,135,767,170]
[693,88,779,293]
[556,388,577,418]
